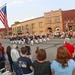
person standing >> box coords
[0,52,5,70]
[6,46,13,72]
[63,38,74,59]
[0,43,6,61]
[51,46,75,75]
[25,46,32,59]
[0,43,6,73]
[11,44,22,75]
[32,49,52,75]
[18,47,33,75]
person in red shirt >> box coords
[64,38,75,59]
[0,42,6,70]
[0,43,6,61]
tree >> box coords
[14,21,20,24]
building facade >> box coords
[0,28,12,38]
[12,17,45,36]
[11,9,75,36]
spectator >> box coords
[0,43,6,61]
[35,47,39,59]
[32,49,52,75]
[51,46,75,75]
[11,44,22,75]
[0,52,5,70]
[18,47,33,75]
[63,38,74,59]
[6,46,13,72]
[25,46,32,59]
[0,43,6,72]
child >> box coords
[32,48,52,75]
[18,47,33,75]
[25,46,32,59]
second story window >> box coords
[46,18,52,23]
[22,26,24,30]
[13,28,14,32]
[17,26,21,32]
[15,27,16,31]
[39,22,43,28]
[26,25,28,29]
[26,25,29,33]
[54,16,60,22]
[31,23,35,29]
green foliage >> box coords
[14,21,20,24]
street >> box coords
[0,38,75,75]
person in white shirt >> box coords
[11,44,22,75]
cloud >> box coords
[27,0,39,1]
[27,0,34,1]
[23,16,36,21]
[8,0,24,7]
[13,0,24,4]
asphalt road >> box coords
[0,38,75,75]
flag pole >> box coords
[4,3,9,38]
[7,28,9,39]
[6,3,9,39]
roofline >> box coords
[44,9,62,14]
[63,9,75,12]
[12,16,44,26]
[21,16,44,23]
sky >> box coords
[0,0,75,28]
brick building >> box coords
[0,28,12,38]
[11,9,75,36]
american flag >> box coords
[0,4,9,30]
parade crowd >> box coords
[0,32,75,75]
[9,34,50,45]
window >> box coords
[26,25,28,29]
[31,23,35,29]
[39,22,43,28]
[17,26,21,32]
[13,28,14,32]
[64,18,67,22]
[54,16,60,22]
[46,18,52,23]
[55,27,60,31]
[69,26,72,31]
[22,26,23,30]
[26,25,29,33]
[15,27,16,31]
[9,32,12,35]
